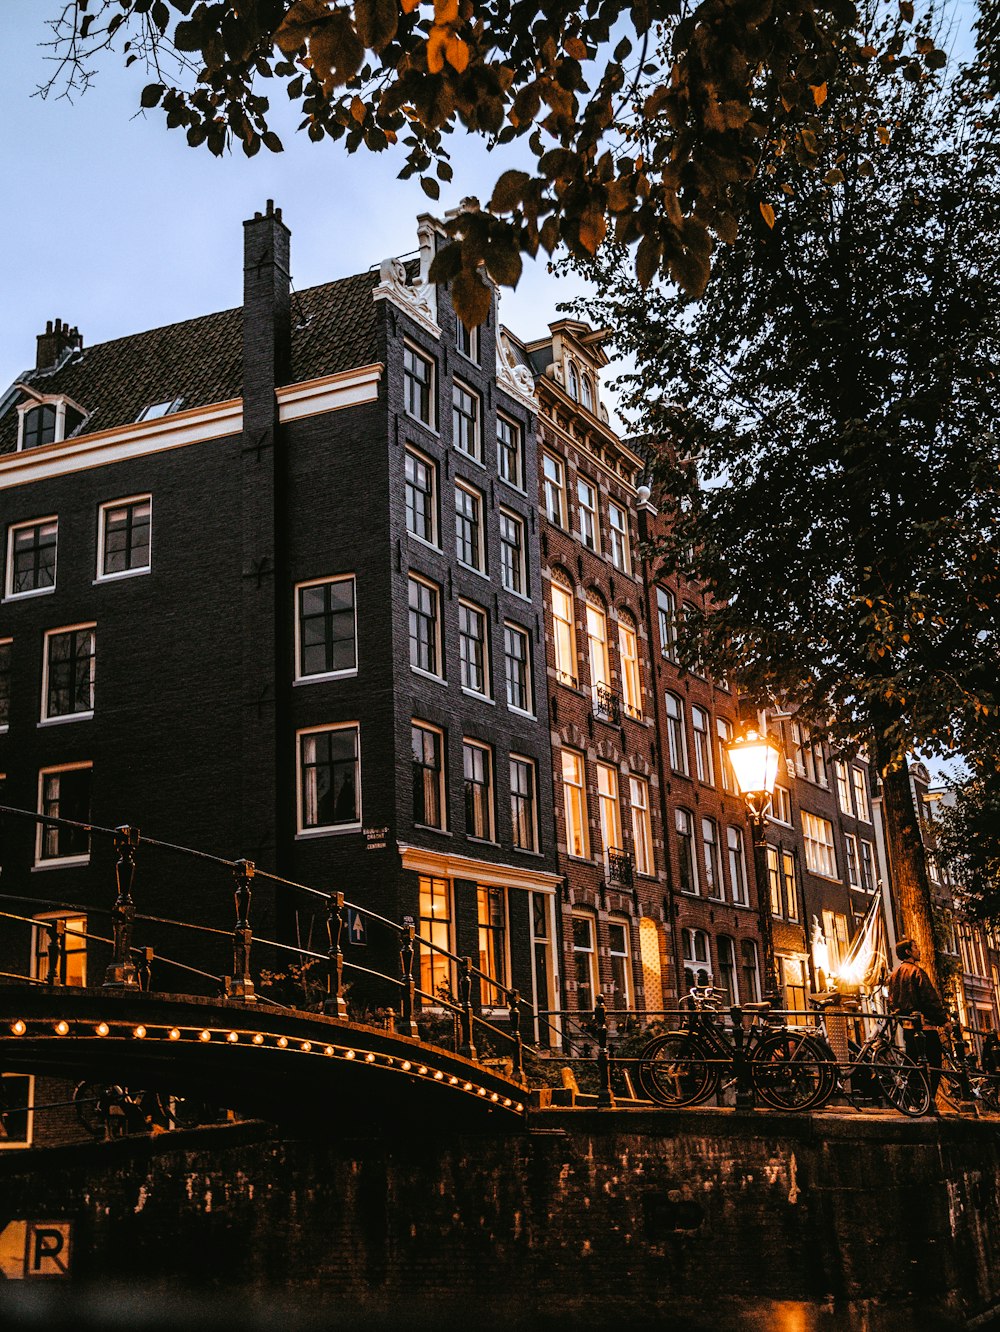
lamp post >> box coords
[726,728,783,1005]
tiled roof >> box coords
[0,269,381,454]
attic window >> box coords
[17,397,87,452]
[137,398,182,422]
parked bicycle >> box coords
[812,1004,932,1118]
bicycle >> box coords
[811,1003,931,1117]
[637,987,837,1111]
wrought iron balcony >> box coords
[593,683,621,724]
[607,848,634,887]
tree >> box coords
[937,769,1000,924]
[576,16,1000,987]
[40,0,948,323]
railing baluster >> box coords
[459,957,477,1060]
[227,858,256,1003]
[398,925,418,1037]
[104,825,139,988]
[324,892,347,1018]
[508,988,523,1082]
[595,993,614,1108]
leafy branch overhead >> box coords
[46,0,950,322]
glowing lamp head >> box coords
[11,1020,26,1036]
[726,728,783,816]
[55,1021,69,1036]
[96,1022,110,1037]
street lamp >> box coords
[726,727,783,1004]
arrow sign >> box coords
[346,909,367,946]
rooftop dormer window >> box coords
[17,394,87,452]
[136,398,183,422]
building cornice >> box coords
[398,843,562,893]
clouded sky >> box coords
[1,1,585,388]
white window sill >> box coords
[4,587,56,602]
[497,476,528,498]
[566,853,594,865]
[503,586,532,605]
[295,825,363,840]
[467,836,499,847]
[508,705,536,721]
[38,712,94,727]
[457,561,490,582]
[294,669,359,687]
[512,845,544,858]
[404,410,438,435]
[94,567,150,585]
[413,823,451,836]
[411,666,447,687]
[407,532,442,555]
[33,857,91,871]
[453,445,484,470]
[461,687,494,705]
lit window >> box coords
[463,740,494,840]
[32,913,87,986]
[562,749,589,858]
[6,518,57,598]
[665,693,688,775]
[727,825,748,904]
[412,721,446,829]
[499,509,526,595]
[403,344,435,426]
[608,501,630,572]
[98,495,152,579]
[597,762,623,859]
[497,414,523,489]
[717,717,735,793]
[586,597,611,692]
[542,453,566,526]
[298,725,361,832]
[676,808,698,893]
[456,319,477,362]
[455,482,485,571]
[767,845,782,915]
[42,625,96,721]
[802,811,837,878]
[702,817,723,899]
[630,775,653,876]
[408,575,441,677]
[551,577,577,687]
[419,875,453,1002]
[572,914,596,1010]
[503,623,532,714]
[618,616,642,720]
[510,755,537,852]
[452,381,481,460]
[691,706,713,783]
[608,918,632,1008]
[782,851,799,921]
[477,886,508,1004]
[296,576,357,680]
[458,601,490,696]
[0,638,10,730]
[405,448,437,545]
[577,476,599,551]
[36,764,92,865]
[772,785,792,824]
[656,586,677,660]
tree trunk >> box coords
[871,732,941,992]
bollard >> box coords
[595,994,614,1108]
[508,988,524,1083]
[324,893,348,1018]
[398,924,418,1038]
[227,859,256,1002]
[730,1005,755,1111]
[458,957,477,1060]
[104,826,139,988]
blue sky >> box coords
[0,1,582,388]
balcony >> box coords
[607,847,634,887]
[592,683,621,725]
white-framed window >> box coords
[297,724,361,833]
[608,501,630,573]
[767,845,782,915]
[455,481,486,572]
[683,927,711,990]
[618,615,642,720]
[572,912,597,1010]
[597,762,623,860]
[0,1073,34,1149]
[6,517,58,599]
[845,832,861,888]
[542,453,566,526]
[551,576,577,687]
[835,760,853,815]
[456,319,478,363]
[97,495,152,580]
[463,739,495,841]
[458,600,490,697]
[499,509,527,596]
[727,825,748,904]
[530,892,558,1035]
[497,414,523,490]
[852,767,871,823]
[562,748,589,858]
[419,874,454,1002]
[403,343,435,426]
[702,817,723,899]
[577,476,599,551]
[656,586,677,660]
[608,917,632,1009]
[772,785,792,825]
[691,706,713,783]
[36,763,92,866]
[295,575,357,681]
[823,910,850,972]
[452,380,481,461]
[581,372,595,413]
[665,693,688,775]
[18,396,86,451]
[0,638,10,731]
[477,885,509,1005]
[404,446,438,546]
[802,811,838,878]
[681,601,705,676]
[675,808,698,893]
[567,360,580,401]
[586,597,611,691]
[136,397,182,422]
[41,624,96,722]
[32,911,87,986]
[408,573,442,678]
[860,839,877,892]
[503,622,533,715]
[717,716,735,793]
[782,851,799,921]
[510,755,538,853]
[630,775,653,876]
[412,720,446,829]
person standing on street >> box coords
[888,938,949,1102]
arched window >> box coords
[585,593,611,695]
[682,927,711,992]
[567,360,579,400]
[618,612,641,720]
[581,374,594,412]
[550,571,577,687]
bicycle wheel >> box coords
[751,1032,838,1111]
[637,1033,719,1107]
[873,1046,931,1117]
[74,1081,113,1139]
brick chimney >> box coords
[36,318,83,371]
[243,198,291,399]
